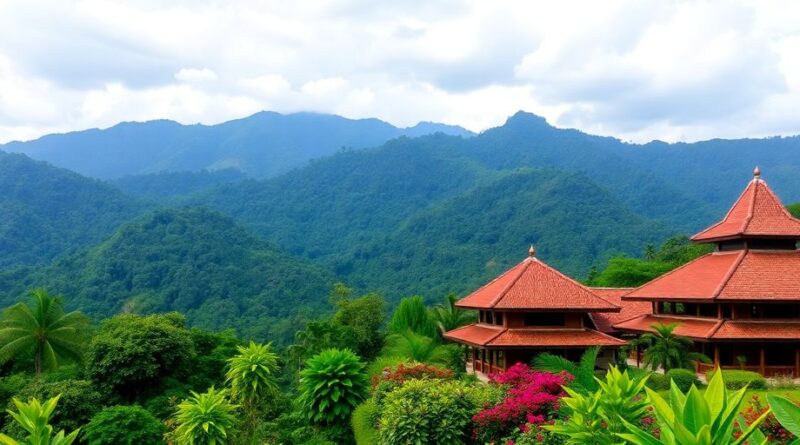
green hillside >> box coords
[0,152,145,267]
[0,207,336,344]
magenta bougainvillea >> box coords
[473,363,571,442]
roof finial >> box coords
[528,245,536,258]
[753,165,761,179]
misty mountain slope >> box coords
[1,111,473,179]
[0,207,336,344]
[0,151,146,267]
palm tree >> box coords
[430,293,475,335]
[533,346,601,392]
[0,289,89,377]
[381,331,452,366]
[634,323,710,373]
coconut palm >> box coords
[634,323,710,373]
[430,293,475,335]
[0,289,89,377]
[381,331,452,366]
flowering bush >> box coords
[473,363,570,442]
[737,395,797,445]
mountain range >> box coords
[1,110,799,342]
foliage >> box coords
[86,313,193,401]
[766,394,800,445]
[706,370,767,390]
[739,395,798,445]
[298,349,368,425]
[380,331,452,367]
[172,387,237,445]
[81,405,166,445]
[634,323,710,373]
[329,287,386,362]
[0,396,80,445]
[378,378,496,445]
[533,347,601,393]
[225,341,279,445]
[617,370,771,445]
[547,367,651,445]
[513,424,566,445]
[371,364,454,410]
[387,296,436,337]
[0,290,89,377]
[351,400,378,445]
[666,368,701,393]
[3,380,101,438]
[429,293,475,335]
[473,364,569,442]
[646,373,670,391]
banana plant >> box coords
[767,394,800,445]
[617,370,771,445]
[0,396,80,445]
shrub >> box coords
[378,378,496,445]
[172,387,237,445]
[2,396,80,444]
[352,400,378,445]
[3,379,103,437]
[372,363,454,414]
[645,373,669,391]
[299,349,369,425]
[706,370,767,390]
[473,363,569,442]
[666,368,700,392]
[366,356,408,379]
[82,405,166,445]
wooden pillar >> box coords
[795,348,800,378]
[759,346,766,376]
[714,345,720,367]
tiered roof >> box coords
[692,167,800,242]
[444,324,626,348]
[626,170,800,303]
[456,249,620,312]
[614,315,800,341]
[589,288,651,334]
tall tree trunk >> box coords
[34,344,42,378]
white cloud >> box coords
[0,0,799,143]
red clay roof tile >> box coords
[442,324,505,347]
[692,177,800,242]
[589,288,652,333]
[613,314,723,340]
[712,321,800,340]
[488,328,626,347]
[456,257,620,312]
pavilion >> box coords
[615,168,800,377]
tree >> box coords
[298,349,368,425]
[3,380,102,438]
[388,296,436,337]
[86,313,193,401]
[172,388,237,445]
[430,293,474,335]
[0,396,80,445]
[533,346,601,393]
[330,290,385,361]
[0,289,89,377]
[225,342,279,444]
[82,406,165,445]
[634,323,710,373]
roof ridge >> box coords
[741,179,758,234]
[623,252,727,300]
[692,180,755,240]
[711,249,747,299]
[486,259,530,308]
[707,319,725,338]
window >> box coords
[523,313,565,327]
[494,312,504,325]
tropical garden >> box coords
[0,283,798,445]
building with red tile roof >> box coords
[444,246,626,375]
[617,168,800,377]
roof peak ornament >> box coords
[753,165,761,179]
[528,245,536,258]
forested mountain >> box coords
[0,112,473,179]
[0,207,335,344]
[111,168,246,201]
[0,152,145,268]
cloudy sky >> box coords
[1,0,799,143]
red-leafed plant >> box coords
[737,395,797,445]
[473,363,570,443]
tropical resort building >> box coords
[446,167,800,378]
[615,168,800,377]
[443,246,628,375]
